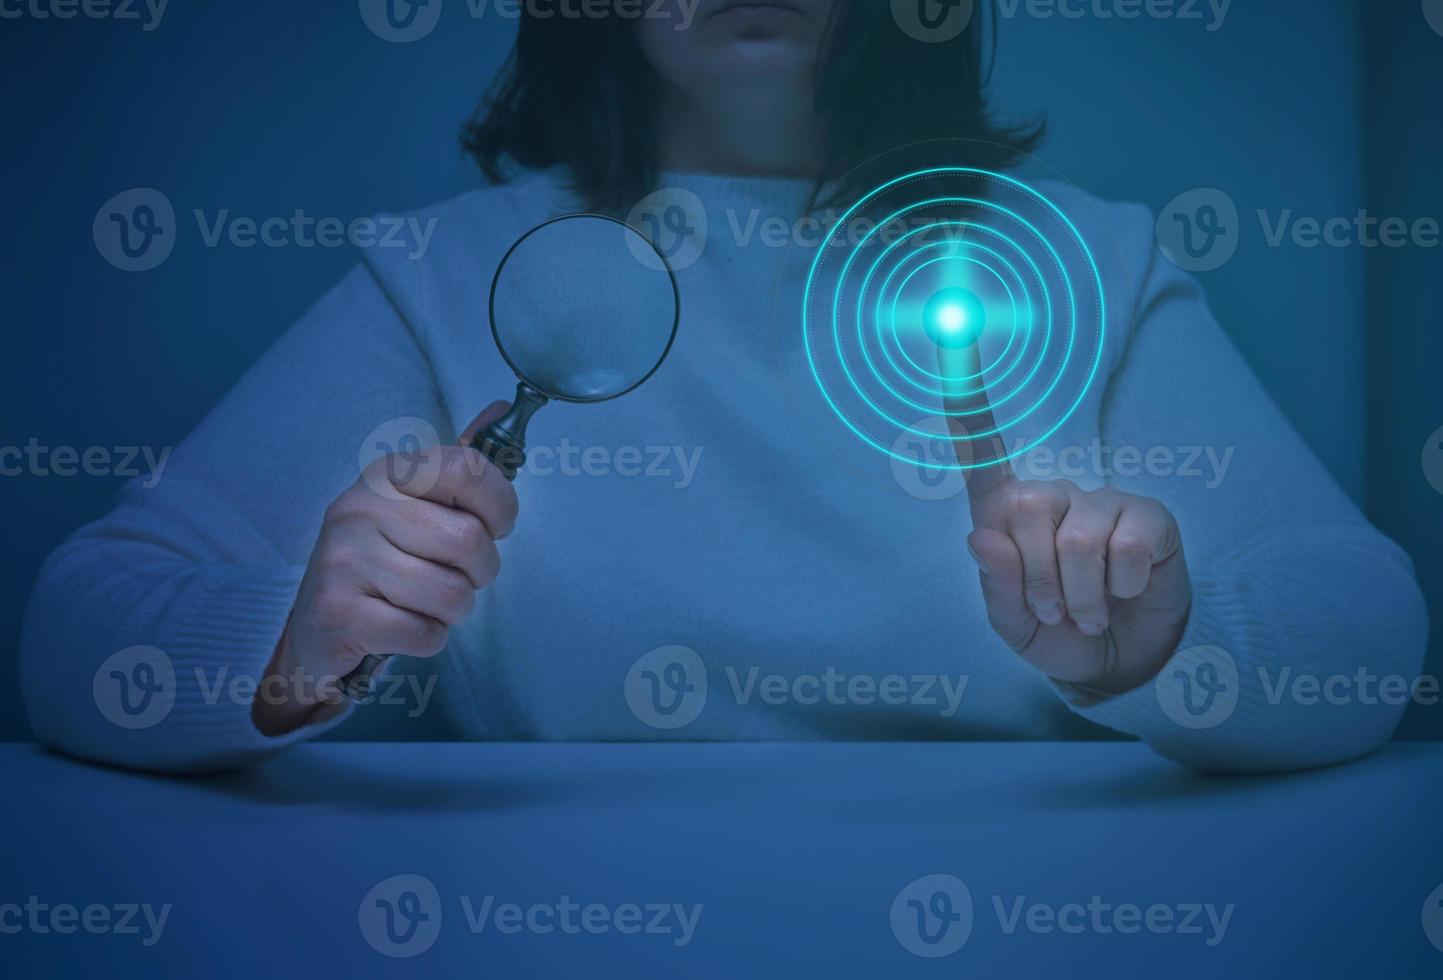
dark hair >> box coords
[463,1,1042,211]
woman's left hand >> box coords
[964,472,1193,696]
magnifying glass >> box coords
[340,213,681,699]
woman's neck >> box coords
[654,85,825,180]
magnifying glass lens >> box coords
[490,215,679,402]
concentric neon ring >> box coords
[885,251,1023,385]
[874,231,1038,392]
[837,201,1067,436]
[801,168,1106,471]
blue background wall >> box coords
[2,1,1437,739]
[1364,4,1443,741]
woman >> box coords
[20,0,1426,772]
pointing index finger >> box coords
[937,341,1015,505]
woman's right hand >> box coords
[253,402,518,735]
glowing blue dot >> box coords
[923,287,985,349]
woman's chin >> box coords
[699,42,815,84]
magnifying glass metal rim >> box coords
[488,211,682,404]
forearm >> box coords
[18,264,446,770]
[1047,204,1429,771]
[19,519,349,773]
[1059,525,1427,772]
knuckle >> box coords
[474,458,516,510]
[1007,483,1063,519]
[303,605,333,637]
[1146,499,1179,533]
[450,514,489,555]
[490,482,520,533]
[475,546,501,589]
[467,446,496,480]
[1129,494,1171,523]
[440,447,480,489]
[412,619,449,657]
[1109,534,1152,563]
[436,573,475,620]
[358,457,392,487]
[306,586,348,634]
[325,492,366,524]
[1056,529,1104,559]
[318,640,361,674]
[310,577,349,609]
[314,545,361,582]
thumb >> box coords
[459,400,512,447]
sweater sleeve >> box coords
[1051,205,1429,773]
[18,263,451,773]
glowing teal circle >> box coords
[923,287,985,349]
[844,205,1061,431]
[885,251,1023,388]
[880,240,1032,390]
[862,219,1046,407]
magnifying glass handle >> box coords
[337,382,548,701]
[469,381,548,478]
